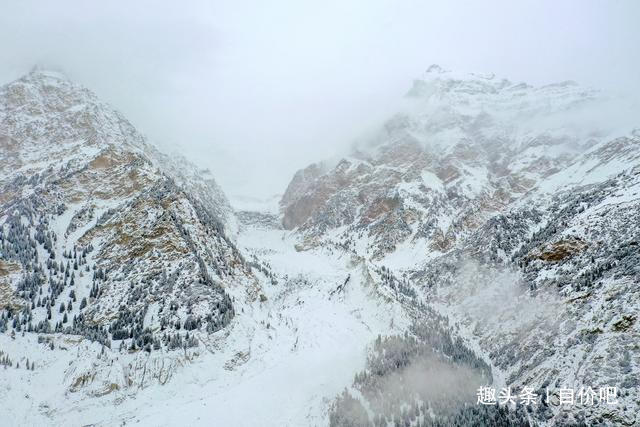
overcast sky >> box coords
[1,1,639,202]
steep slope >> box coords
[0,68,250,352]
[281,66,615,260]
[0,216,410,426]
[417,133,640,426]
[282,68,640,426]
[0,69,413,427]
[1,66,638,426]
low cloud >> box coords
[1,1,639,201]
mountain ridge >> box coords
[278,69,640,425]
[1,67,639,426]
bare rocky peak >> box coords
[0,70,250,348]
[280,68,627,259]
[279,68,640,426]
[0,68,236,236]
[407,64,592,109]
[0,68,144,151]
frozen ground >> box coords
[0,222,408,427]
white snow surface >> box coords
[0,223,408,426]
[3,67,639,427]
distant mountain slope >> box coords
[280,66,620,260]
[412,134,640,426]
[1,66,638,427]
[0,68,407,425]
[282,67,640,425]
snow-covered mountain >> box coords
[282,67,640,426]
[0,67,251,343]
[0,69,411,426]
[281,66,615,257]
[1,67,638,426]
[0,69,265,423]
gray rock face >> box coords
[0,69,254,350]
[284,68,640,425]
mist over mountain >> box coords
[1,59,639,427]
[3,1,640,205]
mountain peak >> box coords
[1,65,90,110]
[425,64,448,74]
[420,64,500,82]
[404,66,602,123]
[27,65,70,81]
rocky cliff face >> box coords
[283,67,640,425]
[0,69,254,351]
[281,66,611,261]
[1,67,638,426]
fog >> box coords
[1,1,639,203]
